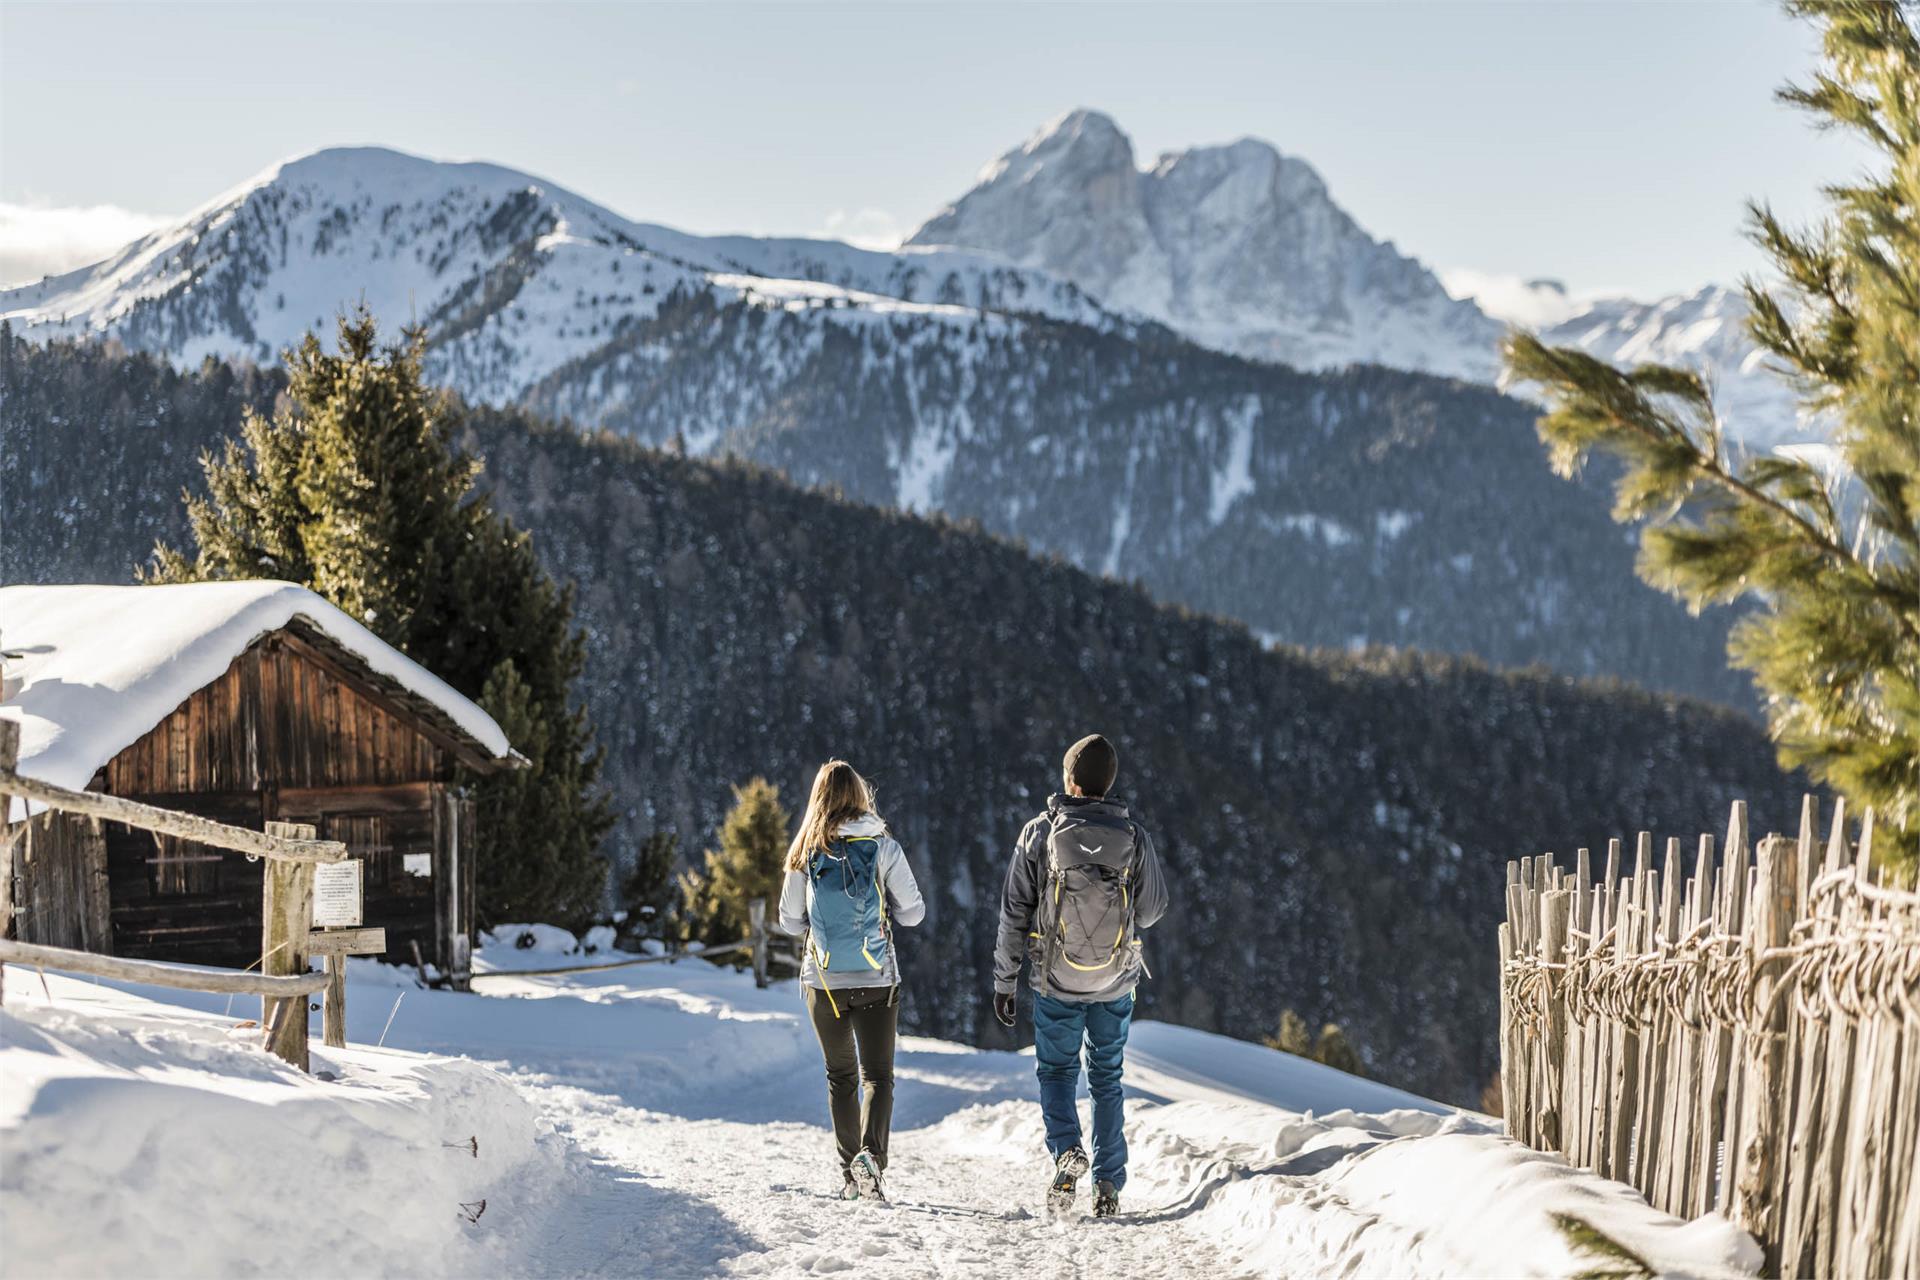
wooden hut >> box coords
[0,582,518,986]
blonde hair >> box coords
[785,760,882,872]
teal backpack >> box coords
[806,836,891,977]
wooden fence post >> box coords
[1782,798,1837,1275]
[1733,833,1798,1262]
[1539,889,1571,1151]
[1607,865,1642,1180]
[749,897,769,989]
[1711,800,1750,1215]
[323,954,347,1048]
[262,821,317,1071]
[0,718,16,1007]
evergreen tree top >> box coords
[1506,0,1919,865]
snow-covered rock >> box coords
[915,111,1808,449]
[909,108,1505,382]
[2,129,1804,451]
[1530,285,1810,449]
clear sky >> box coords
[0,1,1858,298]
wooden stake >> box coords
[1540,890,1571,1151]
[0,719,17,1007]
[749,897,769,990]
[261,822,317,1071]
[1733,834,1798,1260]
[323,954,347,1048]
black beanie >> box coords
[1064,733,1118,797]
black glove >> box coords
[994,991,1018,1028]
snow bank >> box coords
[1,935,1762,1280]
[916,1062,1756,1280]
[0,581,512,820]
[1319,1130,1762,1278]
[0,975,578,1280]
[1126,1020,1449,1116]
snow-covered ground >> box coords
[0,929,1762,1279]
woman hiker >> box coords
[779,760,926,1201]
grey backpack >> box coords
[1033,804,1138,996]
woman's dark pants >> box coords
[803,984,899,1171]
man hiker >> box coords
[992,733,1168,1218]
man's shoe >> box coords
[839,1171,862,1200]
[849,1149,886,1202]
[1093,1179,1120,1218]
[1047,1146,1090,1215]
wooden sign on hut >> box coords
[0,582,519,988]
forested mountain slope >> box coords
[520,292,1753,704]
[0,143,1757,705]
[1,336,1802,1102]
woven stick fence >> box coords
[1500,796,1920,1279]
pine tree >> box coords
[681,778,790,947]
[1263,1008,1313,1056]
[149,313,477,649]
[619,831,683,942]
[1312,1023,1364,1077]
[472,658,607,925]
[149,311,613,921]
[1504,0,1919,865]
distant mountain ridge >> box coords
[908,109,1808,449]
[0,138,1768,703]
[0,145,1119,402]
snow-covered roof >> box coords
[1,582,513,819]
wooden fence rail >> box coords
[1,722,355,1071]
[468,900,793,987]
[0,938,330,997]
[0,768,348,864]
[1500,796,1920,1279]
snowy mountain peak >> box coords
[909,110,1503,379]
[1,132,1814,463]
[0,144,1120,402]
[1006,107,1134,171]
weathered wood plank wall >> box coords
[102,633,453,797]
[13,811,110,952]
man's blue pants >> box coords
[1032,992,1135,1190]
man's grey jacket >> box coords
[993,793,1169,1004]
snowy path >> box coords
[516,1052,1258,1279]
[1,932,1765,1279]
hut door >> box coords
[309,806,437,972]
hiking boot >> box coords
[1047,1146,1090,1215]
[1093,1179,1120,1218]
[849,1149,886,1202]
